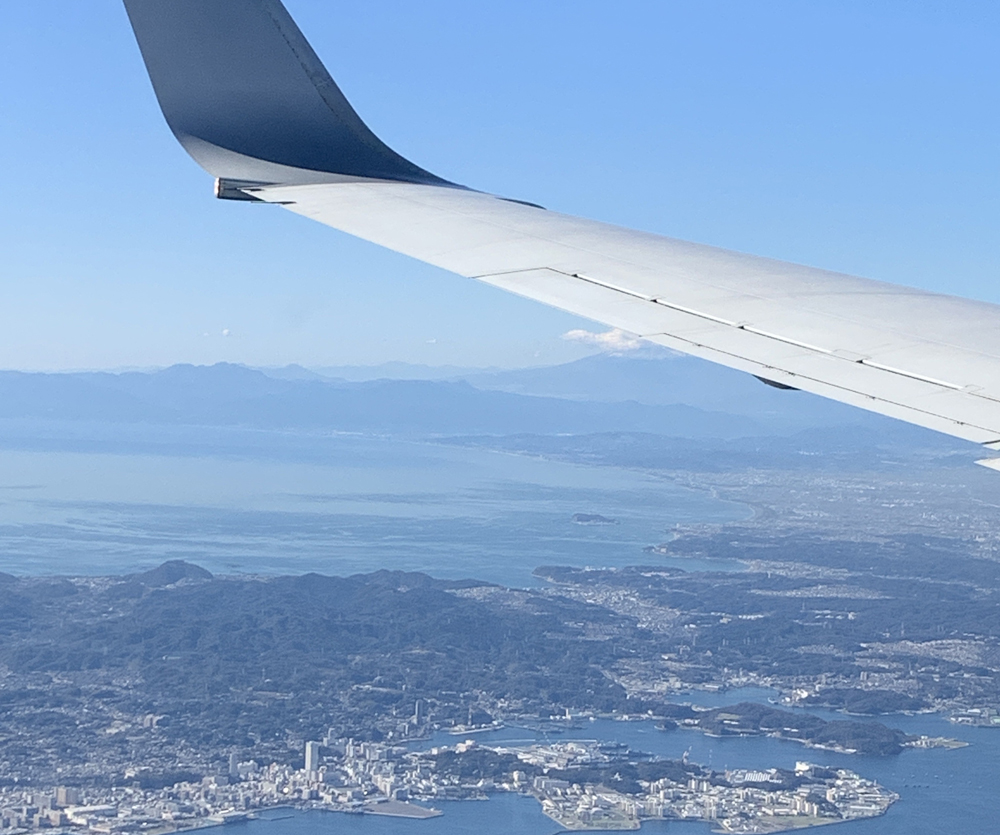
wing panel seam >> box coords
[655,331,995,435]
[518,268,976,396]
[478,266,996,434]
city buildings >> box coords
[0,740,895,835]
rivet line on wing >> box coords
[571,273,654,302]
[738,326,832,355]
[572,273,737,326]
[859,360,964,392]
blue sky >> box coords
[1,1,998,371]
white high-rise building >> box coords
[304,741,321,773]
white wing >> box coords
[123,0,1000,464]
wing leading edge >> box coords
[122,0,1000,466]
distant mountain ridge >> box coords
[462,353,865,420]
[274,353,897,432]
[0,363,765,439]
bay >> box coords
[0,435,746,585]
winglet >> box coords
[122,0,451,188]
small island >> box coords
[666,702,927,756]
[572,513,619,526]
[650,703,966,757]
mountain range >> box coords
[0,352,965,457]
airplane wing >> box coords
[123,0,1000,466]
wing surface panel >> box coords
[252,181,1000,445]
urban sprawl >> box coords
[0,727,896,834]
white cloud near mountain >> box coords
[562,328,644,353]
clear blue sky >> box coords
[1,1,998,371]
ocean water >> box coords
[0,437,747,585]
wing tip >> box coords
[123,0,450,187]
